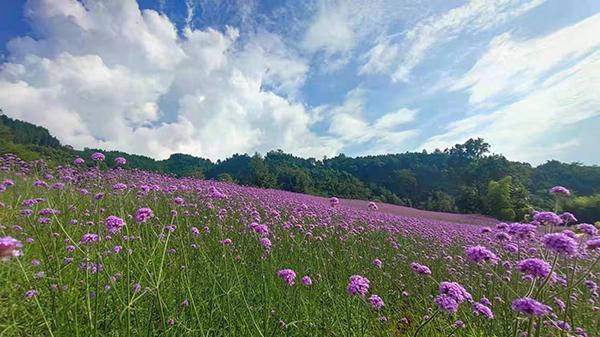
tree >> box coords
[447,138,490,160]
[216,173,234,182]
[485,176,515,220]
[456,186,483,214]
[422,191,457,212]
[276,165,313,193]
[249,154,276,188]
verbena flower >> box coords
[577,224,598,237]
[533,212,563,226]
[277,269,296,286]
[541,233,578,256]
[511,297,552,317]
[80,233,99,244]
[91,152,105,161]
[586,237,600,250]
[0,236,22,261]
[472,302,494,319]
[347,275,370,296]
[368,294,385,310]
[135,207,154,223]
[410,262,432,275]
[105,216,125,234]
[439,281,472,304]
[114,157,127,166]
[516,258,551,278]
[559,212,577,224]
[260,237,271,249]
[435,294,458,313]
[301,276,312,286]
[549,186,571,197]
[465,245,498,264]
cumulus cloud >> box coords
[360,0,545,81]
[0,0,340,160]
[327,88,419,154]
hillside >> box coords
[1,113,599,221]
[1,151,599,336]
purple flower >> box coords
[112,183,127,191]
[173,197,184,205]
[577,223,598,237]
[372,258,383,268]
[511,297,552,317]
[222,238,232,245]
[465,245,498,264]
[329,197,339,207]
[516,258,551,278]
[549,186,571,197]
[301,275,313,286]
[25,289,38,299]
[435,294,459,313]
[410,262,432,275]
[439,281,472,304]
[494,232,511,241]
[533,212,563,226]
[135,207,154,224]
[260,237,271,249]
[91,152,105,161]
[586,237,600,250]
[114,157,127,166]
[253,224,269,237]
[472,302,494,319]
[508,223,537,240]
[105,216,125,234]
[73,157,85,165]
[0,236,22,260]
[191,227,200,236]
[277,269,297,285]
[541,233,578,256]
[347,275,370,296]
[559,212,577,224]
[368,294,385,310]
[80,233,99,244]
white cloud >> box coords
[373,108,417,129]
[301,1,355,57]
[302,0,418,70]
[327,88,419,153]
[360,0,545,81]
[451,13,600,106]
[0,0,340,160]
[422,49,600,163]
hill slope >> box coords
[1,113,599,221]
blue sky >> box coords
[0,0,599,164]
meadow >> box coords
[0,153,599,336]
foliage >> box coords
[1,114,599,220]
[0,155,599,336]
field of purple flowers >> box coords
[1,153,599,336]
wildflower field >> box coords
[1,153,599,337]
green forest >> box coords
[1,113,599,222]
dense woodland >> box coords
[1,113,599,222]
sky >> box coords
[0,0,599,165]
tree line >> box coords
[1,113,599,222]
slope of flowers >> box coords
[0,153,598,336]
